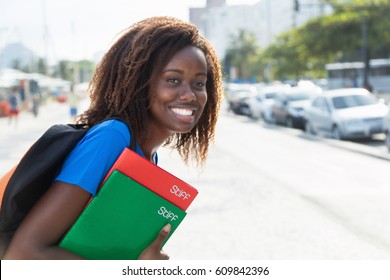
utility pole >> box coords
[266,0,272,46]
[42,0,49,75]
[361,10,370,90]
[71,22,80,86]
[319,2,370,89]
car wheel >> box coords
[228,102,233,112]
[386,131,390,152]
[331,125,342,140]
[286,117,293,128]
[305,120,315,135]
[262,113,271,123]
[248,107,258,120]
[270,114,277,125]
[249,109,258,120]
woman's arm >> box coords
[3,181,91,259]
[4,181,171,260]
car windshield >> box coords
[332,94,377,109]
[288,93,310,101]
[265,93,277,99]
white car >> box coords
[247,85,289,122]
[304,88,389,140]
[225,83,258,115]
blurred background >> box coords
[1,0,390,260]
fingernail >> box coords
[163,224,171,233]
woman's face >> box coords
[148,45,208,136]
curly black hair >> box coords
[77,16,223,166]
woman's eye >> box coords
[194,81,206,88]
[167,78,179,84]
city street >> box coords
[163,108,390,260]
[1,100,390,260]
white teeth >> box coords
[172,108,193,116]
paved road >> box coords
[162,109,390,260]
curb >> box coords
[300,132,390,162]
[230,113,390,162]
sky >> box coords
[0,0,260,64]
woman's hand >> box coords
[3,182,91,259]
[138,224,171,260]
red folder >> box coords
[104,148,198,211]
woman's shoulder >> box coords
[93,119,129,130]
[91,119,129,135]
[85,119,131,145]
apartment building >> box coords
[189,0,332,59]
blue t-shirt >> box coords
[55,119,156,196]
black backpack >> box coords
[0,123,89,257]
[0,118,135,258]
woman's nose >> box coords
[179,83,196,101]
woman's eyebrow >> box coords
[163,69,207,77]
[163,68,183,74]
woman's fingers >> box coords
[137,224,171,260]
[149,224,171,250]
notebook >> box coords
[59,170,187,260]
[103,148,198,210]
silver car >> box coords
[384,104,390,151]
[304,88,389,140]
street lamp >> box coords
[292,0,300,27]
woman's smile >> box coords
[169,105,199,123]
[171,107,194,117]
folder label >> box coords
[170,185,191,200]
[158,206,179,222]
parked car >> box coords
[225,84,258,116]
[304,88,389,140]
[247,84,288,122]
[246,92,263,120]
[270,86,319,129]
[384,104,390,151]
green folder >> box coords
[59,170,186,260]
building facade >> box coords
[189,0,332,60]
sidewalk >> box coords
[0,98,89,176]
[296,130,390,162]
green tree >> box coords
[11,59,22,71]
[54,60,74,81]
[37,58,48,74]
[224,30,261,81]
[53,59,95,82]
[260,0,390,81]
[77,60,95,83]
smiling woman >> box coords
[149,46,208,135]
[3,16,223,260]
